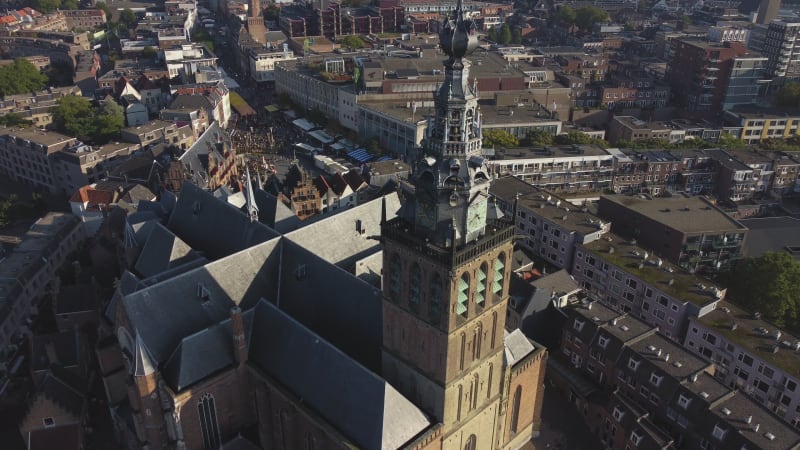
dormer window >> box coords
[678,394,691,409]
[598,335,609,349]
[574,319,585,332]
[712,424,727,441]
[612,406,624,422]
[650,372,663,387]
[629,430,643,446]
[628,357,640,371]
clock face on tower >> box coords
[416,201,436,230]
[466,197,487,236]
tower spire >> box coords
[245,166,259,223]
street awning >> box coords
[292,118,318,132]
[230,92,256,116]
[308,130,334,144]
[265,104,280,113]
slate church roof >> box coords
[249,300,430,450]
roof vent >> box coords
[721,407,731,416]
[700,391,709,399]
[620,325,629,331]
[765,432,775,441]
[691,373,699,383]
[746,415,752,424]
[673,361,683,368]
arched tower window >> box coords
[487,363,493,399]
[493,253,506,298]
[409,263,421,312]
[198,394,221,450]
[429,273,443,324]
[457,384,463,421]
[511,385,522,434]
[471,374,479,410]
[465,434,477,450]
[457,272,470,319]
[476,263,487,308]
[388,254,402,299]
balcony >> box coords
[382,217,515,268]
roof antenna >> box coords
[380,195,387,225]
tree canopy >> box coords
[482,129,519,148]
[724,252,800,329]
[499,24,512,45]
[341,35,365,50]
[119,9,138,29]
[554,5,576,26]
[0,58,48,97]
[95,1,113,19]
[575,6,610,31]
[0,112,33,127]
[775,82,800,108]
[50,96,124,144]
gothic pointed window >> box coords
[458,273,470,318]
[409,263,421,312]
[476,263,487,307]
[388,254,402,300]
[493,253,506,297]
[465,434,477,450]
[511,386,522,434]
[429,273,443,324]
[198,394,221,450]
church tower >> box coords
[380,2,515,449]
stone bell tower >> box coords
[380,1,515,448]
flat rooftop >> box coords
[738,216,800,261]
[630,333,710,379]
[0,127,76,150]
[497,145,612,160]
[517,191,610,236]
[600,194,747,235]
[696,302,800,378]
[583,232,723,306]
[570,301,655,343]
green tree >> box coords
[0,112,33,127]
[31,0,61,13]
[775,82,800,108]
[725,252,800,328]
[554,5,576,26]
[62,0,79,10]
[308,107,328,127]
[51,96,95,140]
[499,24,512,45]
[0,58,48,97]
[340,35,365,50]
[141,46,158,60]
[487,26,498,43]
[521,129,554,146]
[95,1,113,19]
[119,9,138,29]
[575,6,610,31]
[264,4,280,20]
[718,133,747,150]
[482,129,519,148]
[511,27,522,45]
[94,100,124,144]
[554,131,610,148]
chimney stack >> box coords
[231,306,248,365]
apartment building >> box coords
[163,43,218,79]
[246,47,297,83]
[770,152,800,197]
[487,145,615,194]
[723,106,800,144]
[558,301,800,449]
[762,21,800,78]
[572,232,725,340]
[597,195,748,273]
[676,150,718,195]
[0,128,77,193]
[610,149,683,196]
[705,149,758,203]
[686,302,800,427]
[0,213,85,364]
[49,141,141,196]
[667,39,753,114]
[120,120,181,147]
[607,116,685,145]
[61,9,107,29]
[490,176,611,270]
